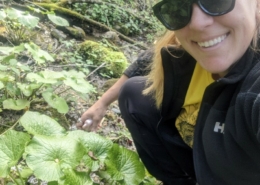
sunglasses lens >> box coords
[199,0,234,15]
[154,0,234,30]
[157,1,191,30]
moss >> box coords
[79,40,128,78]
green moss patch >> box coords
[79,40,128,78]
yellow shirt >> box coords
[175,63,214,147]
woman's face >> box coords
[174,0,259,77]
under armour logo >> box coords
[214,122,225,134]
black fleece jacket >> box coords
[158,46,260,185]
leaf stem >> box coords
[9,172,21,185]
[15,166,25,185]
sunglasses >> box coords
[153,0,235,30]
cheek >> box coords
[173,31,189,48]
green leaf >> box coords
[68,130,113,171]
[25,135,85,182]
[61,168,92,185]
[19,111,66,136]
[0,81,4,89]
[0,10,6,20]
[37,49,55,61]
[63,78,94,94]
[10,67,20,76]
[9,59,17,65]
[62,71,95,94]
[105,144,145,185]
[0,73,15,82]
[63,70,86,79]
[17,83,41,97]
[68,130,113,161]
[12,44,25,54]
[47,14,69,27]
[0,64,8,71]
[26,71,64,84]
[0,130,30,177]
[47,181,58,185]
[3,99,30,110]
[0,47,14,55]
[6,8,39,28]
[17,63,31,72]
[24,43,54,63]
[20,167,33,178]
[2,54,16,64]
[42,92,69,114]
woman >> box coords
[118,0,260,185]
[77,31,176,131]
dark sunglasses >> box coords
[153,0,235,30]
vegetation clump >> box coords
[79,40,128,78]
[0,111,148,185]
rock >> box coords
[50,29,67,40]
[102,31,120,43]
[64,26,87,40]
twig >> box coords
[86,62,106,78]
[46,64,98,68]
[0,123,11,128]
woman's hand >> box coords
[76,101,107,131]
[77,75,129,132]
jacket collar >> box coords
[217,47,257,84]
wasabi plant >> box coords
[0,111,147,185]
[0,8,39,44]
[0,42,95,113]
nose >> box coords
[188,4,214,30]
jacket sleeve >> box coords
[123,49,154,78]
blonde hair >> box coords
[143,31,180,108]
[144,7,260,109]
[144,20,260,108]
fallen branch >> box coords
[33,2,148,50]
[59,0,155,28]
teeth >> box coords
[198,35,227,48]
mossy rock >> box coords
[79,40,128,78]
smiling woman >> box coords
[118,0,260,184]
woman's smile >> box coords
[196,34,228,48]
[174,1,257,76]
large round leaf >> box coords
[68,130,113,171]
[25,135,85,182]
[105,144,145,185]
[60,168,92,185]
[19,111,66,136]
[6,8,39,28]
[63,78,94,94]
[0,130,30,177]
[17,83,41,97]
[47,14,69,27]
[26,71,64,84]
[3,99,30,110]
[42,92,69,114]
[68,130,113,160]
